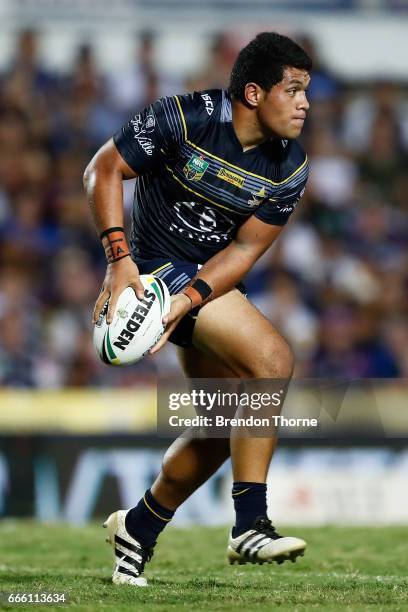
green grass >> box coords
[0,521,407,611]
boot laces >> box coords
[253,517,282,540]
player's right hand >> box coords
[149,293,192,354]
[93,256,145,325]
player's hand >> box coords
[93,256,145,325]
[150,293,192,354]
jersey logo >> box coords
[248,187,266,207]
[275,186,306,212]
[217,168,245,189]
[183,155,209,181]
[170,201,234,244]
[201,93,214,115]
[130,113,155,156]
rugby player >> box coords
[84,32,312,586]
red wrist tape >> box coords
[100,227,130,264]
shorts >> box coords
[136,258,246,348]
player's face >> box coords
[257,67,310,139]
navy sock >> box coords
[125,489,174,549]
[232,481,267,537]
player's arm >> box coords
[189,216,283,300]
[83,138,145,324]
[85,96,185,324]
[151,216,283,353]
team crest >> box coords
[183,155,209,181]
[248,187,266,207]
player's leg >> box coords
[104,347,233,586]
[193,288,293,480]
[191,289,306,564]
[150,346,232,509]
[126,347,232,533]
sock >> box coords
[232,481,267,538]
[125,489,175,549]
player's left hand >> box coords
[150,293,192,354]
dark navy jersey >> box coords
[113,89,308,264]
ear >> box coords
[244,83,263,108]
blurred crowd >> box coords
[0,29,407,387]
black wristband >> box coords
[183,278,213,309]
[191,279,212,301]
[99,226,125,240]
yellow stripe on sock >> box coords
[143,495,172,522]
[232,487,251,497]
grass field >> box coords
[0,521,407,611]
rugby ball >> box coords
[93,274,171,365]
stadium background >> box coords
[0,0,407,527]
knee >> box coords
[242,336,294,380]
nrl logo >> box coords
[117,308,129,319]
[183,155,209,181]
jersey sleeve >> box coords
[113,96,186,174]
[254,156,309,226]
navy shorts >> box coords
[136,258,245,348]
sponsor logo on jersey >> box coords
[217,167,245,189]
[274,187,305,213]
[278,201,298,214]
[183,155,209,181]
[248,187,266,207]
[169,201,234,244]
[201,93,214,115]
[130,114,155,156]
[145,114,156,132]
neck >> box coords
[231,98,270,151]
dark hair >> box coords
[229,32,312,102]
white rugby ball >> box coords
[93,274,171,366]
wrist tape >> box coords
[183,278,213,309]
[100,226,130,263]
